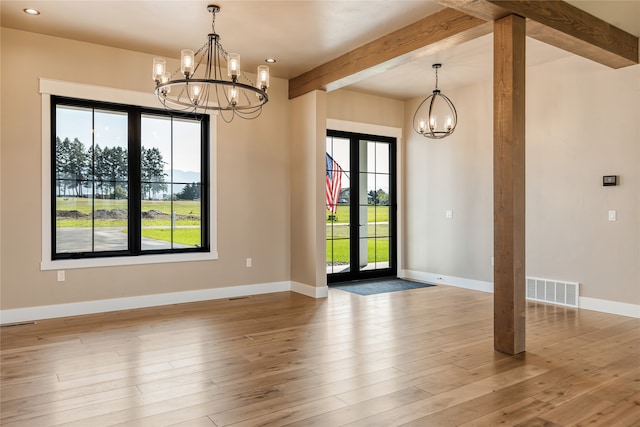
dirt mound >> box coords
[56,210,89,218]
[93,209,128,219]
[142,209,170,219]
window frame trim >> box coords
[40,78,218,270]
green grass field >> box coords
[327,238,389,263]
[56,197,201,216]
[326,205,389,223]
[141,228,202,247]
[326,208,390,263]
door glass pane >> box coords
[326,132,394,279]
[360,141,391,272]
[326,136,350,272]
[371,237,390,270]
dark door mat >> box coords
[330,278,435,296]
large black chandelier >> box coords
[413,64,457,139]
[152,4,269,121]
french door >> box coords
[326,130,397,283]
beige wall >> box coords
[0,28,292,310]
[404,53,640,305]
[289,90,327,288]
[327,89,404,128]
[404,81,494,280]
[526,56,639,304]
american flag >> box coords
[326,153,343,214]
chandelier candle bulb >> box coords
[228,53,240,79]
[152,58,166,82]
[229,87,238,106]
[429,116,437,131]
[181,49,194,77]
[257,65,270,89]
[190,85,201,105]
[160,72,171,96]
[418,119,426,134]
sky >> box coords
[56,106,201,173]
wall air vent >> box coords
[526,277,579,308]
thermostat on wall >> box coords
[603,175,618,186]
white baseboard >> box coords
[291,281,329,298]
[399,269,640,319]
[400,269,494,293]
[0,281,327,324]
[579,297,640,318]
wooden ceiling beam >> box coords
[435,0,638,69]
[288,8,491,99]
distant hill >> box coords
[169,169,201,184]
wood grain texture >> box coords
[437,0,639,68]
[288,8,490,99]
[2,287,639,426]
[492,0,638,68]
[494,14,527,356]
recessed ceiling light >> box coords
[265,58,276,64]
[23,8,40,15]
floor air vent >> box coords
[526,277,579,308]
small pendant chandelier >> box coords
[413,64,457,139]
[152,4,269,122]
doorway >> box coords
[326,130,397,283]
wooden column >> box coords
[493,14,526,355]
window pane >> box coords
[140,197,173,251]
[173,118,201,175]
[141,115,170,201]
[173,183,202,249]
[141,114,202,252]
[55,106,128,254]
[325,136,349,215]
[326,237,349,274]
[374,141,390,174]
[55,196,93,253]
[92,110,129,252]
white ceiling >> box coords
[1,0,638,100]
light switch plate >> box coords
[608,210,617,221]
[445,210,453,219]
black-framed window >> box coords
[52,96,209,259]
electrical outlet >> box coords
[445,210,453,219]
[246,258,252,268]
[57,270,65,282]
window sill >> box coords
[41,251,219,271]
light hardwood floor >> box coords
[1,285,639,426]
